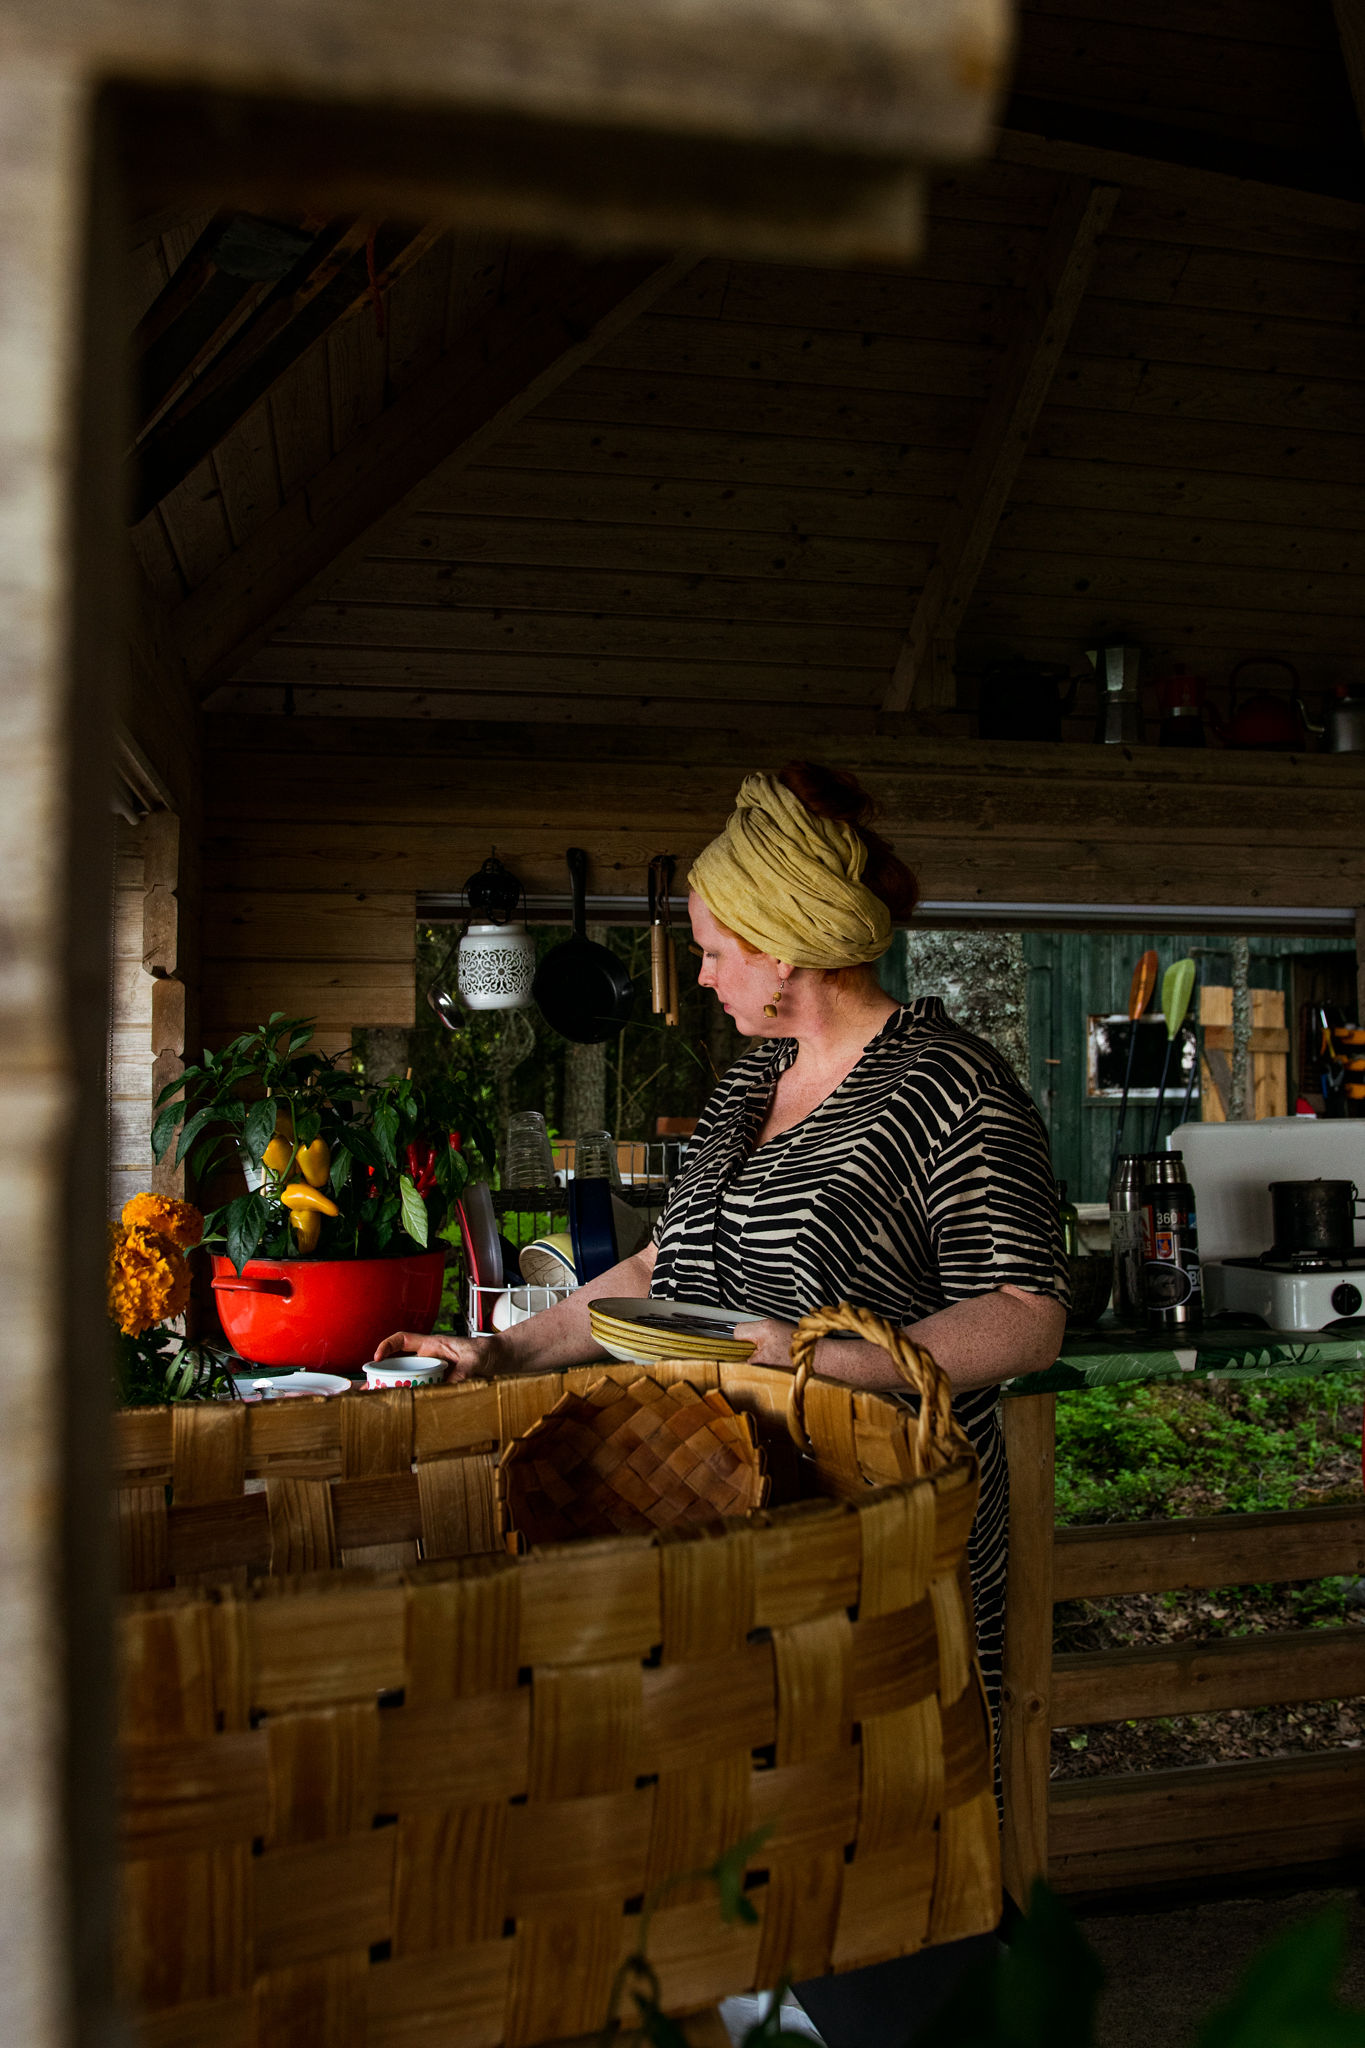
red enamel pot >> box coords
[210,1250,447,1370]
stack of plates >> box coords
[589,1297,756,1365]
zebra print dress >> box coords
[650,998,1068,1730]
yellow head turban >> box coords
[688,772,892,969]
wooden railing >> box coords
[1000,1395,1365,1899]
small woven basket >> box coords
[114,1303,998,2048]
[498,1372,768,1546]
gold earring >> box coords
[763,985,784,1019]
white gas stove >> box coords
[1202,1251,1365,1332]
[1169,1118,1365,1335]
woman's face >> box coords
[689,893,783,1036]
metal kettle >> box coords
[1087,643,1143,745]
[1298,682,1365,754]
[1210,657,1306,751]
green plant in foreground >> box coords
[609,1863,1365,2048]
[920,1883,1365,2048]
[604,1828,773,2048]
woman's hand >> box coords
[733,1315,799,1371]
[372,1330,508,1384]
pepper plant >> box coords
[152,1014,474,1272]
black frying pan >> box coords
[532,848,634,1044]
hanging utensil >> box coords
[660,855,679,1026]
[648,856,670,1015]
[1174,962,1203,1131]
[531,848,634,1044]
[1147,957,1197,1151]
[1109,949,1159,1175]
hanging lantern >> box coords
[456,855,536,1012]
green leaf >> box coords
[341,1123,384,1169]
[174,1102,226,1169]
[225,1193,270,1275]
[152,1071,191,1111]
[296,1108,321,1147]
[399,1173,430,1248]
[241,1096,278,1168]
[373,1102,400,1170]
[1194,1910,1363,2048]
[330,1144,353,1194]
[709,1825,771,1925]
[150,1103,183,1163]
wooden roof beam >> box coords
[884,176,1118,714]
[170,248,697,693]
[1333,0,1365,139]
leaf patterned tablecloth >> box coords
[1008,1322,1365,1396]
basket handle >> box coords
[786,1300,963,1474]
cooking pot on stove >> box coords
[1268,1179,1364,1259]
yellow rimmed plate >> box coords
[589,1297,756,1364]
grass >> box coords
[1054,1377,1360,1526]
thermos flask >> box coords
[1139,1152,1203,1334]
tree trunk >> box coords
[562,923,610,1135]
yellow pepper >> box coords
[272,1104,294,1140]
[290,1207,322,1254]
[263,1134,297,1176]
[280,1183,339,1218]
[297,1137,331,1188]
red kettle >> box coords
[1209,658,1306,751]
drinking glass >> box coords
[504,1110,556,1190]
[573,1128,622,1187]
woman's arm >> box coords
[736,1283,1064,1392]
[376,1240,658,1381]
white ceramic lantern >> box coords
[457,920,537,1010]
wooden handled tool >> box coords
[1110,949,1159,1175]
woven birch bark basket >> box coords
[114,1304,999,2048]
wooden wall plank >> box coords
[479,419,962,496]
[203,890,416,961]
[536,367,981,447]
[229,650,891,704]
[201,964,414,1030]
[1052,1626,1365,1726]
[198,723,1365,909]
[1049,1752,1365,1892]
[1054,1503,1365,1602]
[405,475,947,547]
[259,605,904,669]
[328,559,920,625]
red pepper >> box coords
[448,1130,462,1152]
[405,1138,438,1195]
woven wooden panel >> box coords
[497,1375,768,1546]
[115,1338,999,2046]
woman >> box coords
[378,763,1066,2045]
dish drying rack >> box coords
[463,1137,687,1335]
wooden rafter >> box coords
[1333,0,1365,137]
[129,219,447,518]
[883,177,1119,714]
[171,248,698,694]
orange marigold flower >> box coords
[107,1224,191,1338]
[120,1192,204,1249]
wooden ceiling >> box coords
[128,0,1365,740]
